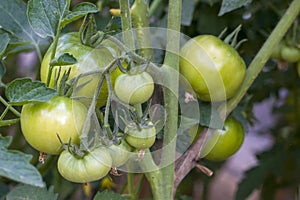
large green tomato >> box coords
[114,72,154,105]
[40,32,121,107]
[180,35,246,102]
[200,117,244,161]
[57,147,112,183]
[20,96,87,155]
[125,121,156,150]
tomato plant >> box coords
[200,117,244,161]
[114,71,154,105]
[57,147,112,183]
[125,121,156,150]
[20,96,87,155]
[40,32,121,107]
[1,0,300,200]
[179,35,246,102]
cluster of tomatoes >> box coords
[271,40,300,77]
[20,32,156,183]
[20,30,247,183]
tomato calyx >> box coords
[56,133,87,158]
[221,25,247,49]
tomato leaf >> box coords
[219,0,252,16]
[235,145,285,200]
[0,33,10,57]
[181,0,195,26]
[0,62,7,88]
[93,190,125,200]
[61,2,99,27]
[6,185,57,200]
[27,0,70,38]
[50,53,77,66]
[0,0,39,52]
[5,78,57,105]
[0,135,45,187]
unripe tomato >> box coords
[108,140,132,167]
[57,147,112,183]
[125,121,156,149]
[40,32,121,107]
[200,117,244,161]
[114,72,154,105]
[180,35,246,102]
[281,45,300,63]
[20,96,87,155]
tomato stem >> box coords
[46,21,62,87]
[119,0,135,50]
[0,96,20,118]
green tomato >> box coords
[20,96,87,155]
[57,147,112,183]
[281,45,300,63]
[125,121,156,150]
[40,32,122,107]
[200,117,244,161]
[108,140,132,167]
[114,72,154,105]
[180,35,246,102]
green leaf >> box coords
[93,190,126,200]
[61,2,99,27]
[235,145,284,200]
[219,0,252,16]
[5,78,57,105]
[0,62,6,87]
[27,0,70,38]
[50,53,77,66]
[0,135,44,187]
[0,33,10,57]
[181,0,195,26]
[0,0,38,48]
[6,185,57,200]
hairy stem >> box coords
[160,0,182,199]
[119,0,134,50]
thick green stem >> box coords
[119,0,134,50]
[160,0,182,199]
[220,0,300,117]
[131,0,152,58]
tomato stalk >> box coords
[79,59,118,149]
[220,0,300,118]
[158,0,182,199]
[46,21,63,87]
[119,0,135,50]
